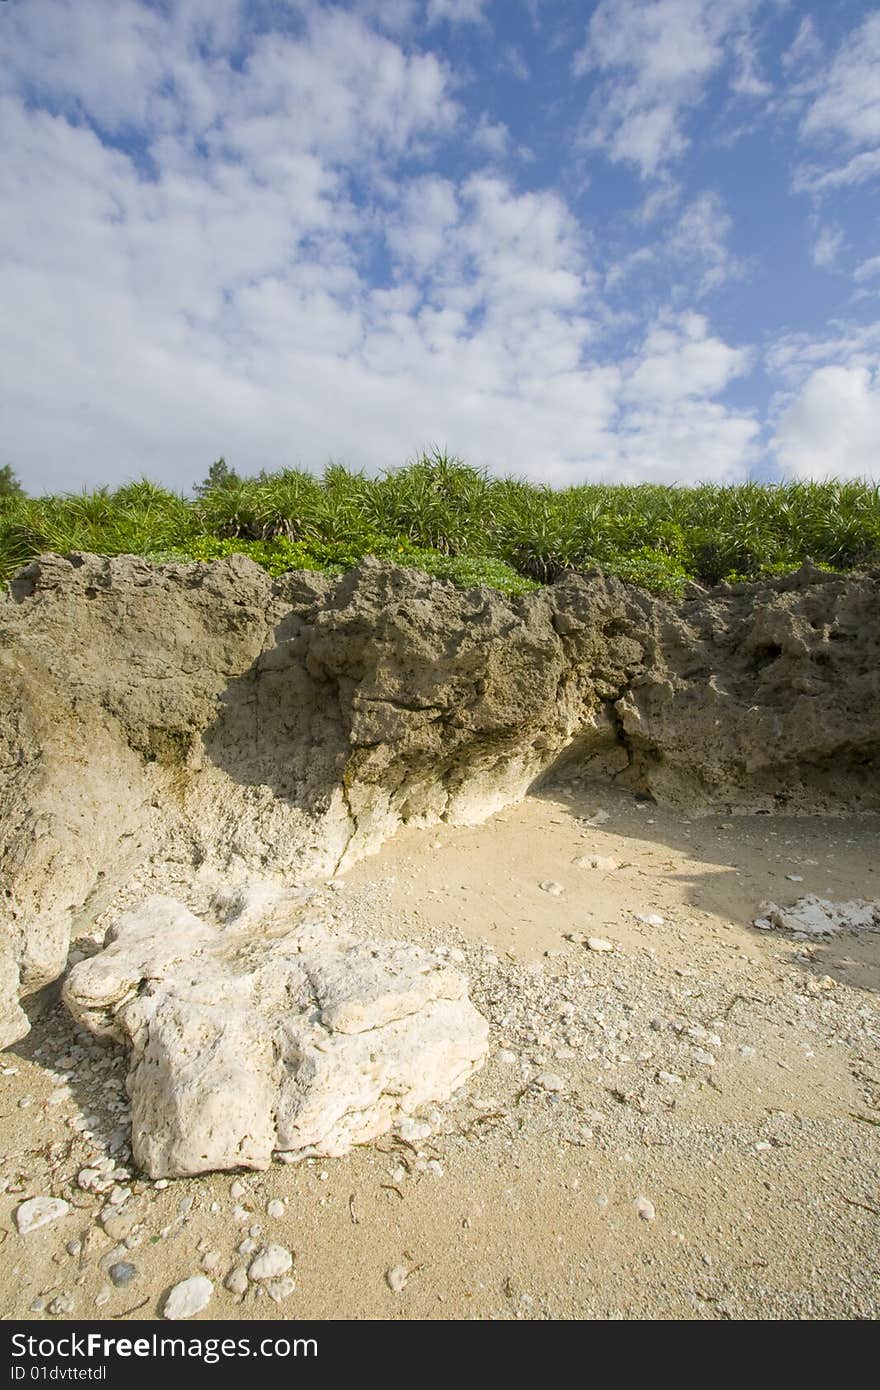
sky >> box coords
[1,0,878,495]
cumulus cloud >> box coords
[572,0,769,177]
[768,322,880,479]
[774,367,880,481]
[795,12,880,195]
[0,0,765,492]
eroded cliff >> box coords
[2,551,878,1046]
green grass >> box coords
[2,452,879,597]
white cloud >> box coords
[801,14,880,148]
[426,0,489,25]
[667,191,742,294]
[472,114,510,157]
[774,367,880,481]
[502,46,531,81]
[0,0,761,494]
[811,225,844,270]
[855,257,880,284]
[768,322,880,479]
[572,0,768,177]
[796,12,880,195]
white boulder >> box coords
[63,894,488,1178]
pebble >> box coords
[534,1071,565,1093]
[48,1294,74,1316]
[657,1071,683,1086]
[496,1049,517,1066]
[691,1048,716,1067]
[265,1276,296,1304]
[249,1245,293,1282]
[163,1276,213,1320]
[108,1261,137,1287]
[635,913,665,927]
[386,1264,408,1293]
[15,1197,70,1235]
[587,937,614,953]
[539,881,564,896]
[573,855,619,871]
[266,1199,285,1220]
[94,1289,111,1308]
[229,1180,247,1200]
[101,1209,139,1241]
[396,1116,432,1142]
[201,1251,222,1272]
[224,1267,249,1296]
[635,1197,656,1222]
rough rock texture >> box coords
[755,896,880,936]
[62,893,489,1177]
[3,551,879,1045]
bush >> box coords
[3,455,879,595]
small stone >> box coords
[224,1267,249,1296]
[266,1199,285,1220]
[386,1264,408,1293]
[66,1240,82,1258]
[101,1208,140,1241]
[265,1276,296,1304]
[230,1180,246,1200]
[587,937,614,953]
[15,1197,70,1235]
[496,1049,517,1066]
[657,1071,683,1086]
[249,1245,293,1282]
[48,1294,74,1316]
[539,881,564,896]
[691,1048,716,1067]
[154,1178,169,1190]
[163,1276,213,1320]
[635,1196,656,1222]
[534,1072,565,1093]
[109,1262,137,1287]
[396,1116,432,1143]
[94,1288,111,1307]
[201,1251,222,1272]
[740,1045,756,1058]
[237,1237,258,1257]
[635,913,665,927]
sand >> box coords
[2,781,878,1321]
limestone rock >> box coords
[15,1196,70,1234]
[163,1275,213,1320]
[63,894,489,1178]
[756,896,880,936]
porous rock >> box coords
[62,894,489,1177]
[3,553,879,1044]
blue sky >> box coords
[1,0,878,493]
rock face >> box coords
[3,551,879,1045]
[62,893,489,1177]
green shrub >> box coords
[3,455,879,594]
